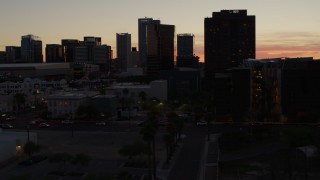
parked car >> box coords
[19,155,47,166]
[29,119,45,125]
[95,121,106,126]
[196,120,207,126]
[61,120,73,124]
[6,116,16,121]
[0,124,13,129]
[39,123,50,127]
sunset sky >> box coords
[1,0,320,61]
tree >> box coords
[48,153,74,172]
[118,141,148,163]
[23,141,40,157]
[84,173,115,180]
[77,104,98,121]
[117,171,133,180]
[71,153,91,170]
[98,86,106,95]
[140,112,158,180]
[163,134,174,164]
[9,174,31,180]
[14,93,26,110]
[138,91,147,101]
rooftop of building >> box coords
[0,63,70,70]
[47,91,99,99]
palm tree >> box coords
[163,134,174,163]
[118,141,148,165]
[23,141,40,157]
[140,112,158,180]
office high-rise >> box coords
[6,46,21,63]
[138,18,160,68]
[61,39,81,62]
[130,47,140,68]
[177,34,194,57]
[116,33,131,71]
[204,10,255,78]
[177,34,199,68]
[146,24,175,76]
[84,36,101,46]
[21,34,43,63]
[46,44,65,63]
[0,52,5,63]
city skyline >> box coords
[1,0,320,61]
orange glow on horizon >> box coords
[194,48,320,63]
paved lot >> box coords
[0,127,169,179]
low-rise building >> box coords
[108,80,167,101]
[0,63,72,79]
[47,91,98,119]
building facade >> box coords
[61,39,81,63]
[204,10,255,79]
[46,44,65,63]
[0,52,5,64]
[146,24,175,76]
[5,46,21,63]
[21,34,43,63]
[116,33,131,72]
[130,47,140,68]
[176,34,199,68]
[47,91,98,119]
[138,18,161,68]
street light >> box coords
[26,125,30,142]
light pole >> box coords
[26,125,30,142]
[1,113,6,125]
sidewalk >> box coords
[199,134,221,180]
[156,134,186,180]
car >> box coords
[95,121,106,126]
[29,119,45,125]
[6,116,16,121]
[29,120,37,125]
[19,155,47,166]
[61,120,73,124]
[39,123,50,127]
[0,124,13,129]
[196,120,207,126]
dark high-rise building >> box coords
[0,52,6,63]
[83,36,102,64]
[130,47,140,68]
[84,36,101,46]
[92,44,112,72]
[21,34,43,63]
[204,10,255,78]
[46,44,65,63]
[6,46,21,63]
[116,33,131,71]
[146,24,175,76]
[177,34,194,57]
[61,39,81,62]
[176,34,199,68]
[138,18,160,68]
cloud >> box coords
[192,31,320,61]
[257,31,320,59]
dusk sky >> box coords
[1,0,320,61]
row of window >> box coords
[48,101,80,108]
